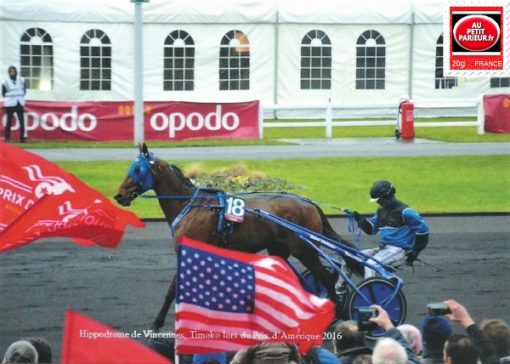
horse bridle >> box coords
[127,152,155,198]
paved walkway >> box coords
[28,138,510,161]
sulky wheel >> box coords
[345,277,407,339]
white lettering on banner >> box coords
[0,186,34,209]
[149,105,240,138]
[2,106,98,132]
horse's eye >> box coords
[135,166,141,174]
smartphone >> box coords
[427,302,451,316]
[357,307,377,331]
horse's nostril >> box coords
[131,192,139,199]
[114,194,122,201]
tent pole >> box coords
[273,11,279,119]
[133,0,146,145]
[407,13,415,99]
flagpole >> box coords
[132,0,148,146]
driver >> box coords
[353,180,429,278]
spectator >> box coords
[444,299,499,364]
[192,352,227,364]
[2,65,27,143]
[368,304,420,364]
[333,320,372,363]
[352,354,372,364]
[350,180,429,278]
[372,338,407,364]
[2,340,38,363]
[24,338,52,364]
[230,342,301,364]
[397,323,423,356]
[305,346,339,364]
[421,316,453,363]
[443,334,478,364]
[480,319,510,358]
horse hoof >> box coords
[150,323,162,332]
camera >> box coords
[427,302,451,316]
[357,307,377,331]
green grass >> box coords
[60,155,510,218]
[265,118,510,142]
[18,117,510,148]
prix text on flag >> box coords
[0,142,144,252]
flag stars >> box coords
[177,246,256,313]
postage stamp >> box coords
[444,0,510,76]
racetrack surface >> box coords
[1,215,509,362]
[28,140,510,161]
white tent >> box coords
[1,0,507,118]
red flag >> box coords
[175,236,335,355]
[61,309,172,364]
[0,142,144,252]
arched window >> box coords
[490,77,510,88]
[435,34,457,89]
[219,30,250,90]
[164,30,195,91]
[20,28,54,90]
[80,29,111,90]
[356,30,385,90]
[300,30,332,90]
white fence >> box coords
[260,98,484,138]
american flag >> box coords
[175,236,335,355]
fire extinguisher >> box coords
[395,100,415,139]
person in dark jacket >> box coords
[369,304,420,364]
[352,180,429,278]
[421,315,452,363]
[333,320,372,364]
[444,299,500,364]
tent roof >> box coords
[0,0,444,24]
[277,0,413,24]
[412,0,444,24]
[0,0,276,24]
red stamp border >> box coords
[444,1,509,76]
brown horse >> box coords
[114,143,362,330]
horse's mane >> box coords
[169,164,195,188]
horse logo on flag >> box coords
[57,199,114,224]
[23,165,75,198]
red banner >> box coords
[0,100,260,141]
[0,142,144,252]
[484,94,510,133]
[62,309,172,364]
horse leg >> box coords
[267,243,291,261]
[152,275,177,331]
[294,249,345,318]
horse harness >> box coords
[170,188,241,247]
[129,152,245,247]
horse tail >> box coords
[315,205,365,277]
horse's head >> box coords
[114,143,156,206]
